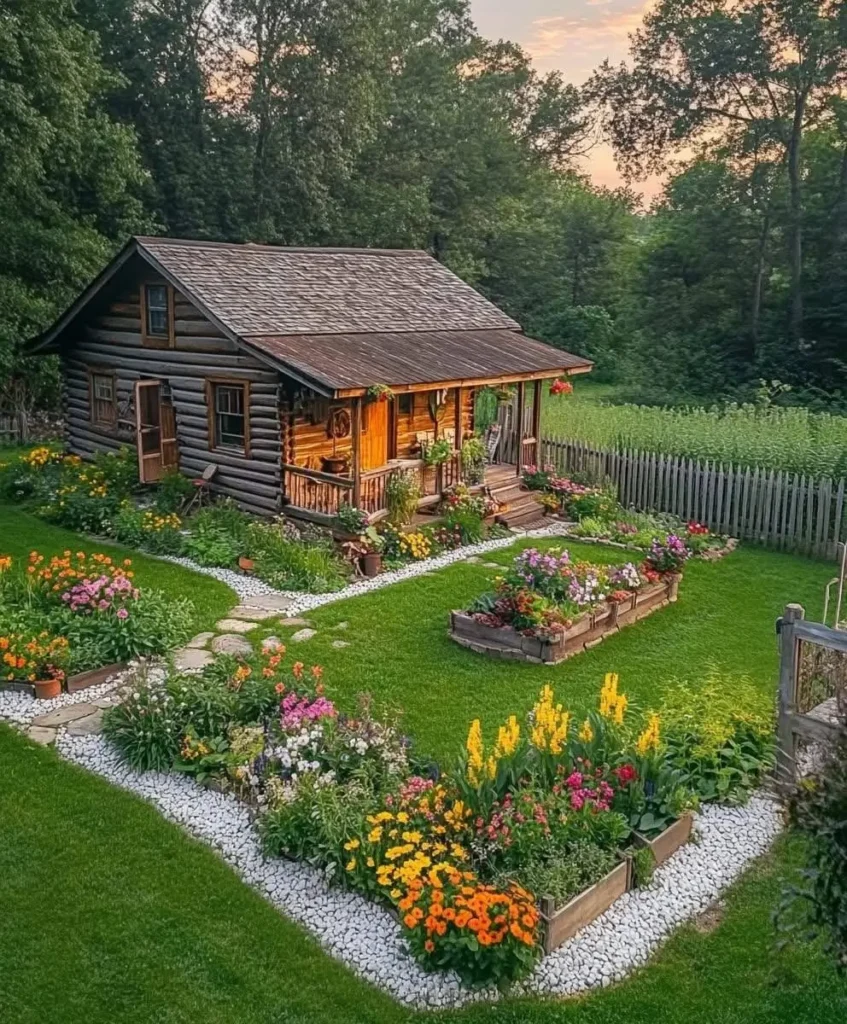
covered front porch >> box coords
[280,378,546,522]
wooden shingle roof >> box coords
[137,237,520,336]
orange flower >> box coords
[424,939,435,953]
[434,920,447,936]
[292,661,304,679]
[403,913,418,929]
[311,665,323,680]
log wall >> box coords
[61,269,282,515]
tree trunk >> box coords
[751,205,771,359]
[786,91,808,346]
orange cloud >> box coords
[525,2,654,65]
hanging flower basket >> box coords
[366,383,394,403]
[549,377,574,397]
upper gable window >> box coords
[141,283,173,347]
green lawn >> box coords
[0,505,235,631]
[2,724,845,1024]
[257,539,831,762]
[1,505,845,1022]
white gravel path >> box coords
[45,728,781,1009]
[162,522,573,612]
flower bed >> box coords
[0,550,194,697]
[521,464,734,559]
[451,544,686,664]
[97,647,775,991]
[451,575,680,664]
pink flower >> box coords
[116,607,129,620]
[565,771,583,790]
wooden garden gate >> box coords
[776,603,846,786]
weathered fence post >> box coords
[776,603,805,788]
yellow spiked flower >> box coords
[466,719,484,785]
[636,713,662,756]
[579,719,594,743]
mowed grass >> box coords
[2,724,845,1024]
[0,505,235,631]
[262,539,832,762]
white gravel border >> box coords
[162,522,574,611]
[30,727,780,1009]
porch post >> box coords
[352,397,362,508]
[515,380,525,477]
[454,386,464,449]
[532,379,542,467]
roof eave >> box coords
[332,362,594,399]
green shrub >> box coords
[385,470,420,525]
[783,705,847,970]
[185,527,240,567]
[460,435,486,485]
[659,674,775,803]
[247,522,348,593]
[154,469,195,513]
[103,683,181,772]
[503,840,618,910]
[444,506,485,544]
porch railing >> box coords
[284,451,466,520]
[520,436,538,470]
[282,464,354,516]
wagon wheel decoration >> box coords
[327,407,351,440]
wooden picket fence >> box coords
[539,436,847,560]
[0,413,21,445]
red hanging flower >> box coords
[549,377,574,396]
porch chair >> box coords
[183,463,218,514]
[483,423,502,464]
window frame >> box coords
[398,393,413,417]
[88,368,117,428]
[206,378,251,456]
[140,281,175,348]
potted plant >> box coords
[460,435,487,485]
[238,555,255,572]
[549,376,574,396]
[321,454,349,475]
[34,676,63,700]
[361,527,385,577]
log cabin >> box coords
[33,237,592,523]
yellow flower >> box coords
[346,858,357,871]
[636,713,661,756]
[530,684,570,754]
[599,672,628,724]
[367,827,383,843]
[466,719,484,785]
[343,838,360,851]
[579,719,594,743]
[495,715,520,758]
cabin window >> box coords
[90,371,117,426]
[141,283,173,346]
[209,380,250,453]
[398,393,413,416]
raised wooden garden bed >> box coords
[0,661,127,699]
[450,575,681,665]
[539,859,630,954]
[634,812,693,867]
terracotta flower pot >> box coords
[238,556,255,572]
[34,678,62,700]
[362,551,383,577]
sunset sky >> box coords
[470,1,660,198]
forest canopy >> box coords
[3,0,847,417]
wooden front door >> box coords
[361,399,389,471]
[136,380,178,483]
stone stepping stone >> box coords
[186,632,215,649]
[332,621,349,631]
[331,640,350,649]
[93,695,122,709]
[211,634,253,656]
[28,726,57,746]
[464,556,482,564]
[67,710,104,736]
[174,648,214,672]
[290,628,317,643]
[261,636,283,652]
[279,617,311,628]
[32,703,98,728]
[215,618,260,634]
[483,562,501,568]
[227,605,279,621]
[241,594,295,612]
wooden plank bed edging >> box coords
[633,812,694,867]
[450,575,681,665]
[66,662,128,693]
[539,859,630,954]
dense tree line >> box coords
[2,0,847,419]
